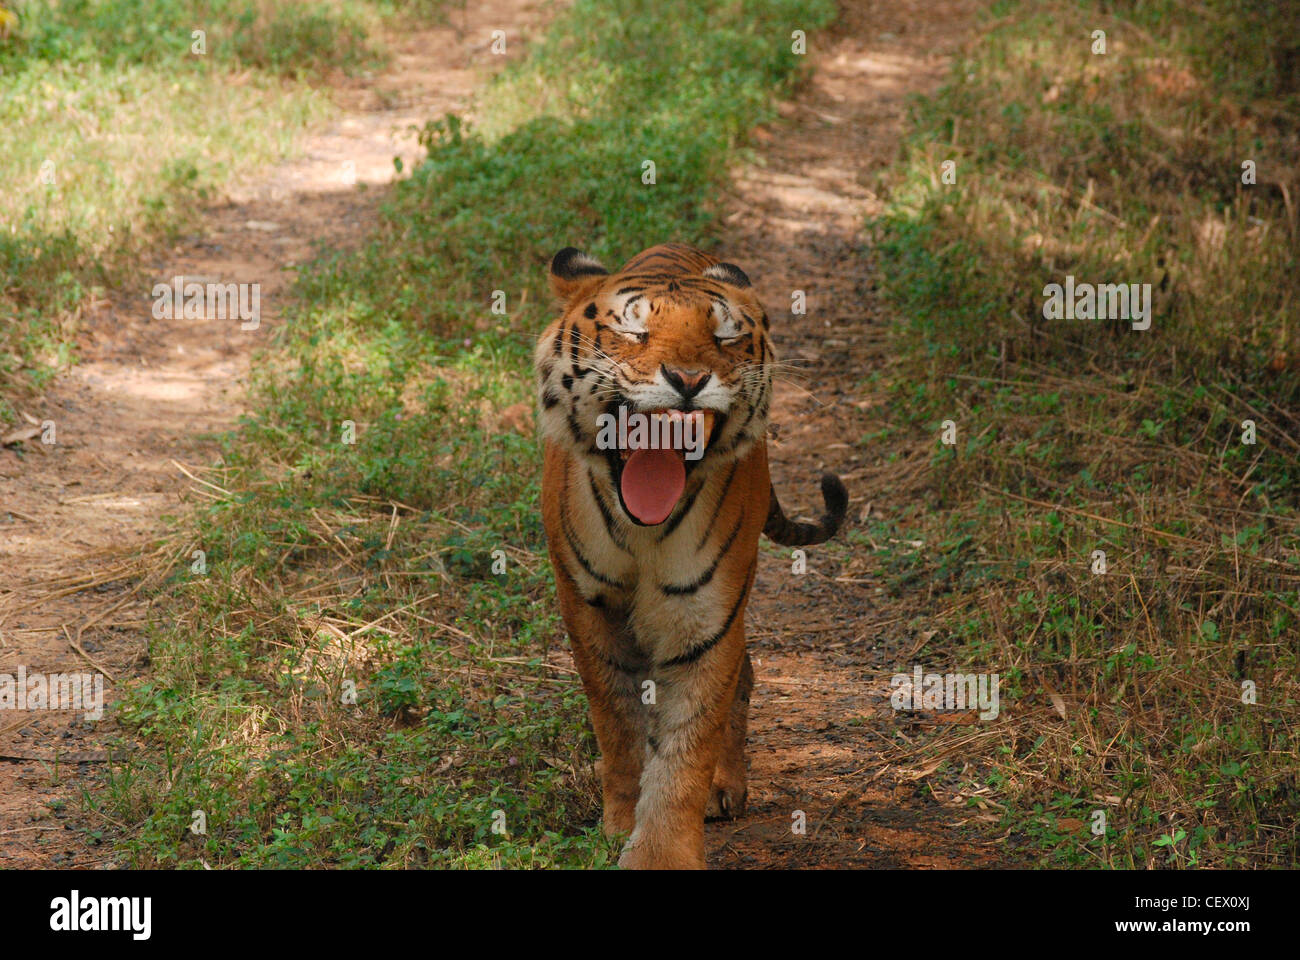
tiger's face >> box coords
[535,245,773,526]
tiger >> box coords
[534,242,848,869]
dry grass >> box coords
[867,0,1299,867]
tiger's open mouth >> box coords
[607,407,723,526]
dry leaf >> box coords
[1040,674,1068,720]
[1,425,40,446]
[901,757,944,781]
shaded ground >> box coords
[0,0,551,867]
[704,0,1023,868]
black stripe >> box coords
[568,324,580,363]
[556,558,610,610]
[655,479,704,542]
[629,253,676,268]
[662,509,745,595]
[565,410,584,443]
[729,377,769,450]
[588,471,631,554]
[560,503,630,590]
[696,461,738,549]
[619,272,676,283]
[658,558,756,668]
[556,460,631,587]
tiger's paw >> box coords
[705,776,748,821]
[618,838,706,870]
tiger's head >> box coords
[534,245,773,527]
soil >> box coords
[0,0,1021,869]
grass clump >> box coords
[869,0,1298,867]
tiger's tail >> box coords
[763,473,848,547]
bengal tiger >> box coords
[534,242,847,869]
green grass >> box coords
[0,0,443,425]
[869,0,1299,868]
[100,0,835,868]
[4,0,388,74]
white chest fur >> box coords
[565,461,745,664]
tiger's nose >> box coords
[661,365,711,401]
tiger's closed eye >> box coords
[614,297,649,342]
[711,300,745,345]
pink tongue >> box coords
[620,448,686,525]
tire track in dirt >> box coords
[704,0,1021,868]
[0,0,551,868]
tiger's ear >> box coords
[549,247,608,302]
[703,261,752,288]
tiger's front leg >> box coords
[707,647,753,820]
[551,565,649,839]
[618,619,748,870]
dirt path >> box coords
[702,0,1021,868]
[0,0,551,868]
